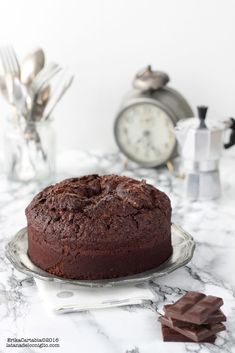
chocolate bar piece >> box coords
[164,292,223,324]
[159,316,225,342]
[161,325,216,343]
[163,304,226,326]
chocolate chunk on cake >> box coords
[26,174,172,280]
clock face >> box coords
[115,103,176,166]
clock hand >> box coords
[143,130,150,137]
[145,131,162,155]
[151,144,161,155]
[136,130,151,144]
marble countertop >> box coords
[0,150,235,353]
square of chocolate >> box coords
[163,304,226,326]
[161,324,216,343]
[159,315,225,342]
[164,292,223,325]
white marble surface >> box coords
[0,150,235,353]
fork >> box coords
[0,45,20,77]
[30,62,61,119]
[29,62,61,120]
[0,46,20,103]
[0,46,29,116]
[31,62,61,96]
[43,68,74,120]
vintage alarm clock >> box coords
[114,66,193,167]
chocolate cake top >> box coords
[26,174,171,250]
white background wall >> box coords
[0,0,235,153]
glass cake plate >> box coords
[5,223,195,288]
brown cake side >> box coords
[26,174,172,280]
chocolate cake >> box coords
[26,174,172,280]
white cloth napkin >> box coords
[35,279,157,314]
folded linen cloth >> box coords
[35,279,157,314]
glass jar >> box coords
[4,118,56,182]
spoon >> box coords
[32,84,51,121]
[0,74,7,101]
[20,48,45,85]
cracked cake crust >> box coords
[26,174,172,280]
